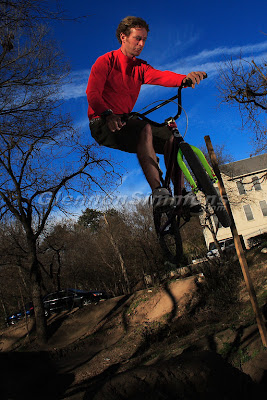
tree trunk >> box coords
[0,288,8,323]
[103,214,130,294]
[19,284,30,343]
[56,250,61,291]
[28,237,47,344]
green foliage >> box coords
[233,348,252,367]
[127,294,150,315]
[218,342,233,358]
[77,208,103,231]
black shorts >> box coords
[89,116,172,154]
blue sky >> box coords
[49,0,267,213]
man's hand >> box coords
[105,114,125,132]
[183,71,207,88]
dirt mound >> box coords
[129,276,200,325]
[85,350,264,400]
[1,268,266,400]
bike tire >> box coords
[153,210,183,265]
[179,142,230,228]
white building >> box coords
[202,153,267,250]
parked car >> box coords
[6,312,20,326]
[248,233,267,248]
[6,302,34,326]
[43,288,110,317]
[207,238,235,258]
[23,301,34,317]
[68,288,109,305]
[43,289,84,317]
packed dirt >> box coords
[1,253,267,400]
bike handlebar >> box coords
[121,73,207,127]
[183,73,207,88]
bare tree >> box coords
[218,54,267,153]
[0,1,119,343]
[200,143,234,167]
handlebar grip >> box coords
[184,73,207,87]
[121,114,130,123]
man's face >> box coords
[120,27,148,58]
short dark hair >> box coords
[116,16,149,44]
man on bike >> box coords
[86,16,206,213]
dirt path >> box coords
[0,318,35,351]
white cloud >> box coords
[175,41,267,66]
[73,116,90,130]
[60,69,90,101]
[158,41,267,75]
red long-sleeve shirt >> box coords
[86,49,186,120]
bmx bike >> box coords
[123,77,230,265]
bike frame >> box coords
[125,85,217,200]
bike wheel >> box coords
[180,142,230,228]
[153,210,183,265]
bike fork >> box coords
[177,144,217,193]
[168,121,217,192]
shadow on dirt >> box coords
[84,350,265,400]
[0,351,74,400]
[129,281,180,360]
[98,294,132,333]
[163,281,179,323]
[66,363,122,400]
[99,295,132,325]
[47,314,70,339]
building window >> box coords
[243,205,254,221]
[252,176,261,191]
[259,200,267,217]
[236,181,246,195]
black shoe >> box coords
[152,187,175,211]
[182,189,203,215]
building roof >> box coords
[220,153,267,178]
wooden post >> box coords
[204,135,267,347]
